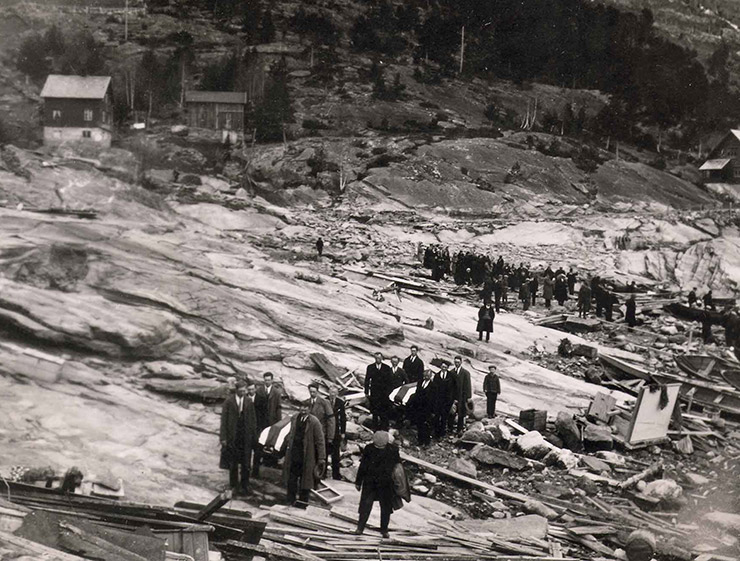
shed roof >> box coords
[40,75,111,99]
[185,91,248,104]
[699,158,732,171]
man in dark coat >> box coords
[530,275,539,306]
[566,268,577,295]
[220,379,258,496]
[625,294,637,329]
[253,372,283,475]
[389,356,408,388]
[542,275,554,308]
[554,274,568,306]
[483,365,501,417]
[354,431,400,538]
[520,278,531,311]
[365,353,394,430]
[451,356,472,433]
[308,383,335,451]
[493,275,503,312]
[316,237,324,257]
[701,310,713,344]
[688,288,698,308]
[327,387,346,480]
[402,345,424,384]
[477,301,495,342]
[283,401,326,506]
[412,369,436,445]
[432,362,456,439]
[703,290,715,310]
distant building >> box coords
[40,75,113,148]
[184,91,247,132]
[700,129,740,183]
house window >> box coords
[52,110,61,120]
[82,130,92,138]
[84,109,93,121]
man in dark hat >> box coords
[283,400,326,507]
[432,362,457,439]
[354,430,400,538]
[402,345,424,384]
[365,352,394,430]
[483,365,501,417]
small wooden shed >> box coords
[184,91,247,132]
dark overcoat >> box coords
[255,384,283,430]
[402,355,424,384]
[477,305,495,332]
[220,395,258,467]
[282,413,326,491]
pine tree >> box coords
[16,34,49,84]
[253,57,293,142]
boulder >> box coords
[486,419,513,445]
[411,485,429,496]
[522,499,558,520]
[555,412,583,452]
[684,473,710,486]
[471,445,529,471]
[643,479,682,503]
[422,473,437,485]
[534,482,573,499]
[581,455,612,474]
[467,421,485,433]
[583,424,613,451]
[448,457,477,479]
[461,429,495,446]
[180,173,202,186]
[515,431,555,460]
[544,448,579,470]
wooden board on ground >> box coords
[455,514,548,539]
[626,384,681,445]
[588,393,618,423]
[310,481,344,505]
[310,353,348,386]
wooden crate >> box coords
[518,409,547,432]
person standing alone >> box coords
[483,366,501,417]
[477,301,495,342]
[354,431,400,538]
[283,401,326,507]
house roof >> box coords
[40,75,111,99]
[184,91,248,104]
[699,158,732,171]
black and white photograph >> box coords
[0,0,739,559]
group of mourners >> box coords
[364,348,501,447]
[219,346,503,537]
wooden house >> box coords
[40,75,113,148]
[184,91,248,132]
[700,129,740,183]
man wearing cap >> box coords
[283,400,326,507]
[451,356,472,433]
[432,361,457,439]
[402,345,424,384]
[354,431,400,538]
[483,365,501,417]
[365,352,394,430]
[220,379,258,496]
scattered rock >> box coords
[448,458,477,479]
[171,125,189,136]
[643,479,683,507]
[581,455,612,473]
[461,429,495,446]
[412,485,430,496]
[555,411,583,452]
[544,448,579,470]
[423,473,437,485]
[583,424,613,451]
[522,499,558,520]
[471,445,530,471]
[684,473,710,486]
[486,419,512,445]
[702,511,740,533]
[515,431,555,460]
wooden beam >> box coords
[400,452,529,502]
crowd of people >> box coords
[219,347,502,536]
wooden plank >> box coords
[0,529,90,560]
[399,452,529,502]
[566,525,618,536]
[195,490,232,522]
[309,353,346,385]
